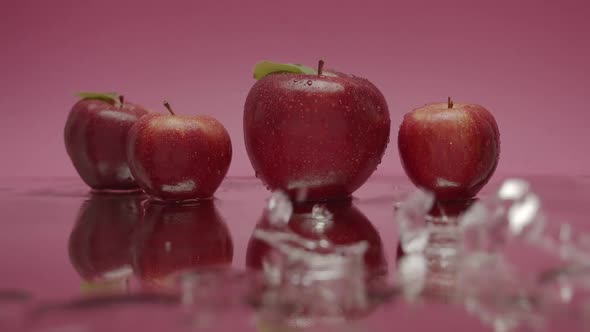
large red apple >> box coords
[132,201,233,287]
[126,101,232,202]
[244,60,391,201]
[64,92,152,190]
[68,192,145,291]
[398,98,500,201]
[246,200,387,280]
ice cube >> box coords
[311,204,333,222]
[396,253,427,299]
[395,189,435,254]
[459,179,545,253]
[507,193,542,236]
[266,190,293,228]
[497,178,530,200]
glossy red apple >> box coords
[132,201,233,286]
[68,192,145,290]
[64,92,152,190]
[244,60,391,201]
[398,98,500,201]
[126,101,232,202]
[246,200,387,280]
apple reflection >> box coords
[246,199,387,281]
[133,200,233,287]
[68,192,145,293]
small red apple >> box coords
[246,200,387,280]
[126,101,232,202]
[68,192,145,284]
[244,60,391,201]
[398,98,500,201]
[132,201,233,286]
[64,92,152,190]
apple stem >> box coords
[163,100,175,115]
[119,95,125,107]
[448,97,453,109]
[317,60,324,76]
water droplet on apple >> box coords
[306,80,313,86]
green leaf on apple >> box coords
[253,60,317,80]
[75,92,121,105]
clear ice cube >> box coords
[266,190,293,228]
[395,189,435,254]
[396,253,427,300]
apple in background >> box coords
[68,192,145,293]
[244,60,391,201]
[246,200,387,281]
[398,98,500,201]
[126,101,232,202]
[132,201,233,287]
[64,92,152,190]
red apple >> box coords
[126,101,232,202]
[244,60,391,201]
[68,192,145,284]
[246,200,387,280]
[398,98,500,201]
[64,92,152,190]
[132,201,233,286]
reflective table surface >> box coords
[1,175,589,332]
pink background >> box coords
[2,0,589,178]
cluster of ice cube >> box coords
[393,179,590,331]
[253,190,370,328]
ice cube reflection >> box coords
[247,198,388,280]
[246,197,388,327]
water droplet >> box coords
[306,80,313,86]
